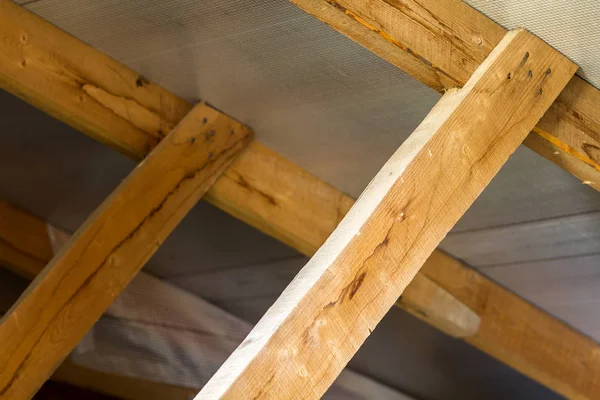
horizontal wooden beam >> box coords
[0,104,252,399]
[289,0,600,191]
[0,2,598,398]
[198,30,576,399]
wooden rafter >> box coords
[199,30,577,399]
[0,2,597,398]
[289,0,600,191]
[0,104,252,399]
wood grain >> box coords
[0,103,252,400]
[0,0,483,326]
[289,0,600,190]
[198,30,577,399]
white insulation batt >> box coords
[70,273,414,400]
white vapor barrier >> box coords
[69,273,414,400]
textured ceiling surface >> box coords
[1,0,599,398]
[466,0,600,90]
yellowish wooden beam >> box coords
[198,30,577,399]
[0,103,252,400]
[289,0,600,190]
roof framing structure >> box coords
[0,0,598,399]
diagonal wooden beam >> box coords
[198,30,577,399]
[0,2,598,398]
[0,103,252,400]
[289,0,600,191]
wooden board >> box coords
[289,0,600,190]
[198,30,577,399]
[442,211,600,266]
[0,103,252,399]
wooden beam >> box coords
[198,30,577,399]
[0,2,597,398]
[0,104,252,399]
[289,0,600,190]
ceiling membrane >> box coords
[466,0,600,90]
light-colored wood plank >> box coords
[422,251,600,400]
[441,212,600,266]
[289,0,600,190]
[0,103,252,400]
[198,30,577,399]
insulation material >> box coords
[68,273,412,399]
